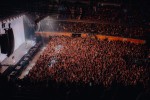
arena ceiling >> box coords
[0,0,150,21]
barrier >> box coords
[36,32,72,37]
[36,32,145,44]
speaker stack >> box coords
[0,28,15,57]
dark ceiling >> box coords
[0,0,150,21]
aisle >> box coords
[18,46,46,79]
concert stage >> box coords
[0,40,35,74]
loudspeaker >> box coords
[1,33,9,54]
[0,28,15,57]
[7,28,15,56]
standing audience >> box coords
[27,36,149,87]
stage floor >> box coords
[0,40,35,74]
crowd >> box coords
[54,22,145,39]
[57,1,144,25]
[53,2,146,39]
[27,36,149,87]
[64,6,123,23]
[40,21,145,39]
[37,2,146,39]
